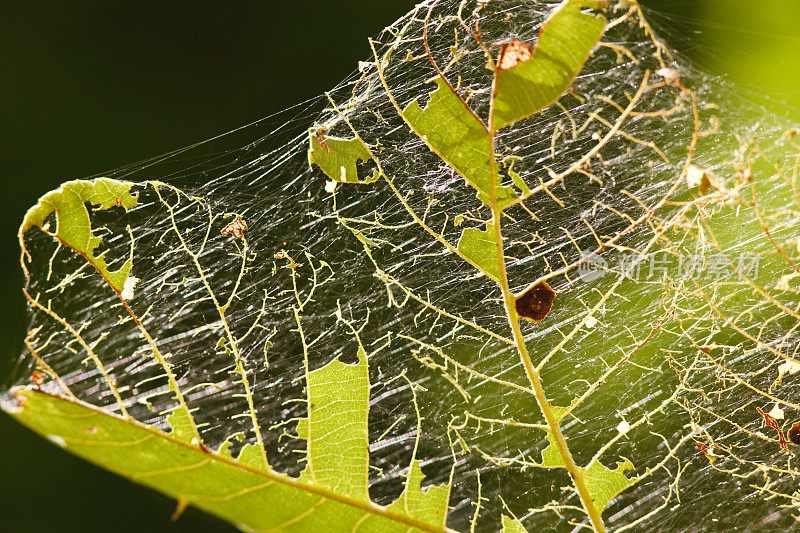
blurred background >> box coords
[1,1,798,531]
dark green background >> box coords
[1,2,798,531]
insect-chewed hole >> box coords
[88,201,132,272]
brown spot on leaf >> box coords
[788,421,800,446]
[31,370,46,387]
[498,39,532,70]
[83,426,99,435]
[757,406,790,451]
[221,216,248,239]
[515,281,556,323]
[694,441,723,462]
[314,128,331,155]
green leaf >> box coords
[402,77,493,200]
[583,458,634,511]
[20,178,138,292]
[491,0,606,130]
[457,222,501,281]
[296,348,370,500]
[362,459,450,531]
[308,131,379,184]
[5,343,451,533]
[538,405,569,468]
[392,460,450,528]
[165,406,199,443]
[501,515,527,533]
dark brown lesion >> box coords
[514,281,556,323]
[788,421,800,446]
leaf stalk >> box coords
[487,123,607,532]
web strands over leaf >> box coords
[11,176,455,532]
[6,0,800,531]
[312,0,696,528]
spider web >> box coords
[7,1,800,531]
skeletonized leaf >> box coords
[11,0,768,529]
[20,178,138,292]
[537,405,634,512]
[10,176,452,531]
